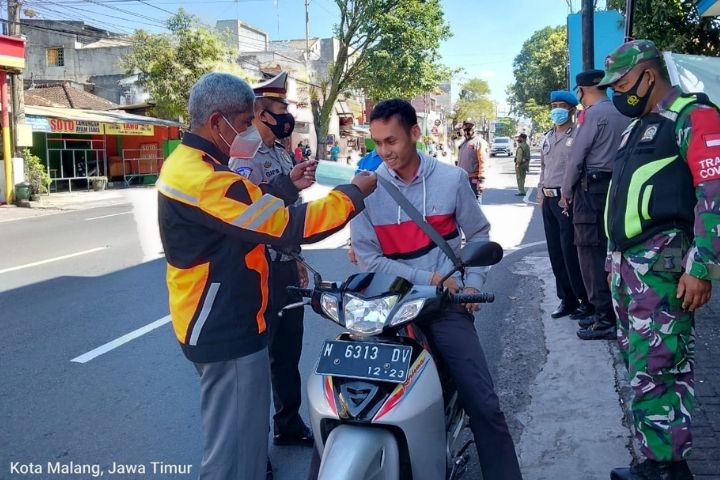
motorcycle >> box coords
[281,241,504,480]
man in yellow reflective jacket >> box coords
[157,72,376,480]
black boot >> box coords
[551,300,579,319]
[570,301,594,320]
[670,460,693,480]
[578,314,597,329]
[577,317,616,340]
[611,460,673,480]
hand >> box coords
[537,194,544,208]
[562,194,573,206]
[351,171,377,196]
[348,246,358,265]
[676,273,712,311]
[290,160,317,190]
[431,272,460,293]
[296,261,309,289]
[462,287,481,313]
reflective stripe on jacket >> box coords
[158,133,365,363]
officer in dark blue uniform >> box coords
[562,70,630,340]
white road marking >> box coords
[85,211,133,221]
[0,246,108,274]
[505,241,547,255]
[71,315,172,363]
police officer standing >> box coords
[538,90,592,320]
[600,40,720,480]
[561,70,630,341]
[230,72,314,448]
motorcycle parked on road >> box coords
[282,241,503,480]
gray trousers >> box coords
[195,349,270,480]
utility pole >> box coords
[304,0,310,73]
[581,0,595,70]
[624,0,636,41]
[8,0,24,152]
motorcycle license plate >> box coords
[315,340,412,384]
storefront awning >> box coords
[334,101,353,116]
[26,105,182,131]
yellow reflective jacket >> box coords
[158,133,364,363]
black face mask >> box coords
[612,70,654,118]
[262,110,295,139]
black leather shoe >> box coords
[551,301,578,319]
[611,460,673,480]
[578,314,596,329]
[273,426,314,446]
[577,321,616,340]
[569,302,594,320]
[515,192,526,196]
[670,460,693,480]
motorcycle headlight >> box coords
[389,299,426,326]
[321,293,339,322]
[343,294,399,336]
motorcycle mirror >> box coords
[435,242,503,289]
[281,249,323,286]
[460,241,504,267]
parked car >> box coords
[490,137,513,157]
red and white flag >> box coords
[703,133,720,148]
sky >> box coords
[17,0,583,112]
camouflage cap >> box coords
[598,40,660,87]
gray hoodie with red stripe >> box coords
[350,152,491,290]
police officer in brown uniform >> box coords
[231,72,315,448]
[562,70,631,340]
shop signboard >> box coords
[103,123,155,136]
[49,118,102,134]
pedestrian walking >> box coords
[599,40,720,480]
[514,133,531,196]
[560,69,631,341]
[457,118,486,198]
[294,142,304,163]
[329,141,341,161]
[537,90,592,321]
[157,72,375,480]
[229,72,315,450]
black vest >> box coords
[605,94,703,252]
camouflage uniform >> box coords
[602,41,720,463]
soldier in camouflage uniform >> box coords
[600,40,720,480]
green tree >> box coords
[507,25,568,132]
[122,10,248,121]
[311,0,451,157]
[453,78,495,124]
[607,0,720,56]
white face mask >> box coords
[221,115,263,159]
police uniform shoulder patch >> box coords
[234,166,253,179]
[640,124,659,143]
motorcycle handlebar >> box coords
[286,286,313,297]
[450,292,495,304]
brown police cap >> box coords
[253,72,288,104]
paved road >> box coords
[5,152,714,479]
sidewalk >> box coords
[691,284,720,477]
[0,188,136,222]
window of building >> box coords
[46,47,64,67]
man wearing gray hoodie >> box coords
[350,99,522,480]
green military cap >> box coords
[598,40,660,87]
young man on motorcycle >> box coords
[349,99,523,480]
